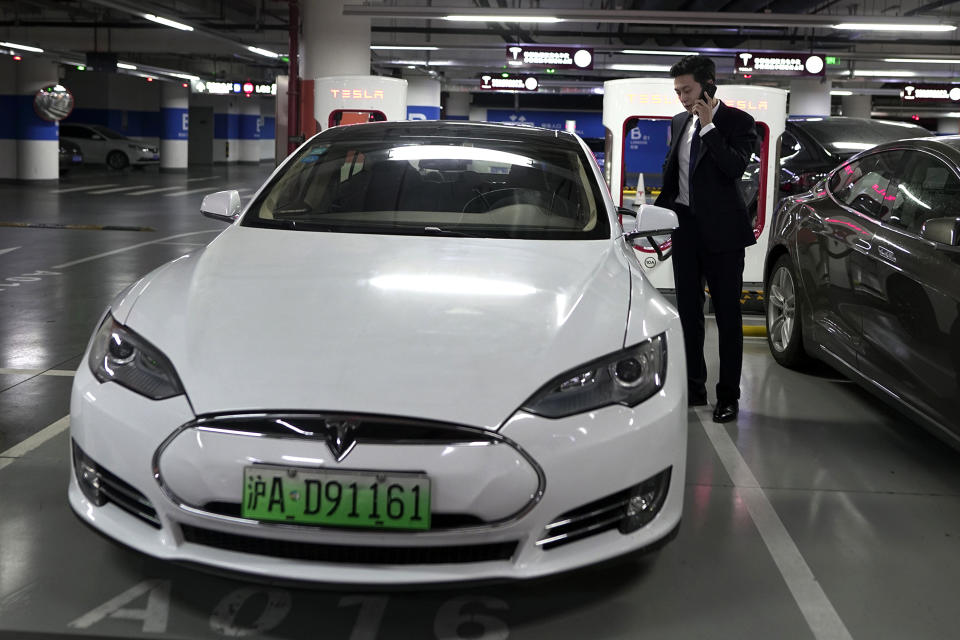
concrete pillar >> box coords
[259,97,276,161]
[469,105,487,122]
[841,94,872,119]
[160,82,189,171]
[16,58,59,181]
[300,0,370,78]
[405,77,441,120]
[789,77,832,117]
[239,98,261,164]
[0,57,16,180]
[445,92,471,120]
[214,96,240,164]
[937,118,959,135]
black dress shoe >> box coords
[712,400,738,423]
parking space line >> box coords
[0,368,75,376]
[0,247,20,257]
[0,415,70,473]
[186,176,220,182]
[124,186,187,196]
[164,187,223,197]
[52,230,220,269]
[696,408,854,640]
[50,184,118,194]
[87,185,151,195]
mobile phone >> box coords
[700,82,717,102]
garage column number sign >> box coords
[736,52,825,77]
[506,45,594,70]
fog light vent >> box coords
[537,467,671,550]
[72,440,161,529]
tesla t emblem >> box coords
[509,46,523,60]
[324,419,360,461]
[739,53,753,66]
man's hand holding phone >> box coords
[693,84,717,127]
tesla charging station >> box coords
[315,76,407,131]
[602,78,787,294]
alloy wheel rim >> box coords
[767,266,796,353]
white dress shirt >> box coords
[675,102,720,206]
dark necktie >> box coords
[688,118,702,197]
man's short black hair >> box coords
[669,55,716,86]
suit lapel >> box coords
[692,101,723,172]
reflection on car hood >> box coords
[122,225,632,428]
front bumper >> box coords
[68,341,686,584]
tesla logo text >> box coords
[330,89,385,100]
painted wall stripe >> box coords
[697,408,854,640]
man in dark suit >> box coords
[654,55,757,423]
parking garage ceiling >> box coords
[2,1,960,103]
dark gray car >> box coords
[764,136,960,447]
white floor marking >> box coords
[124,186,186,196]
[0,415,70,472]
[185,176,219,182]
[51,230,220,269]
[697,408,854,640]
[50,184,118,194]
[87,185,151,195]
[0,368,75,376]
[164,187,223,197]
[0,247,21,257]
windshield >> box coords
[243,132,610,240]
[795,118,929,158]
[91,125,126,140]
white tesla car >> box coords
[69,121,687,584]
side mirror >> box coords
[617,207,637,231]
[624,204,679,262]
[201,190,242,223]
[920,216,960,246]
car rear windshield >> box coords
[243,134,610,240]
[797,119,929,157]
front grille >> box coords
[537,468,671,551]
[202,502,486,529]
[72,441,161,529]
[194,412,499,445]
[180,525,518,565]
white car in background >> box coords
[59,123,159,170]
[69,121,687,584]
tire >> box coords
[106,151,129,170]
[765,254,810,368]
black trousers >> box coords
[671,204,745,403]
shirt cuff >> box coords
[699,123,716,136]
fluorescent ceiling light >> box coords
[166,71,199,80]
[853,70,918,77]
[117,62,137,70]
[622,49,696,56]
[944,112,960,118]
[442,15,563,23]
[609,63,672,72]
[884,58,960,64]
[248,46,280,58]
[391,60,453,66]
[832,23,955,32]
[0,41,43,53]
[831,90,853,96]
[143,14,194,31]
[370,45,439,51]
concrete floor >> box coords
[1,164,959,640]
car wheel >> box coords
[765,254,810,368]
[107,151,129,170]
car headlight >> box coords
[88,315,184,400]
[521,334,667,418]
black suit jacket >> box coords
[654,101,758,251]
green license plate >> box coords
[242,466,431,530]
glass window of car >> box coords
[885,151,960,235]
[829,151,902,218]
[779,131,802,163]
[91,125,125,140]
[61,124,94,139]
[245,134,609,240]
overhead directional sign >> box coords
[736,52,825,77]
[480,74,540,92]
[900,84,960,102]
[506,45,593,70]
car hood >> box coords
[122,225,634,429]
